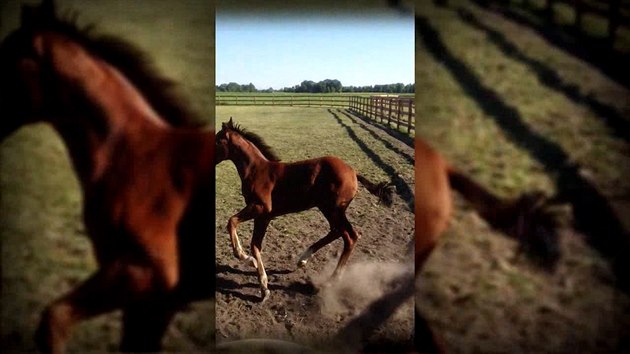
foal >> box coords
[215,118,393,301]
[1,3,215,352]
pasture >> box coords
[415,1,630,353]
[214,106,415,348]
[0,0,214,351]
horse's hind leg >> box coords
[297,205,343,268]
[35,261,158,354]
[297,230,339,268]
[251,217,271,302]
[331,213,360,279]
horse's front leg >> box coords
[34,259,167,354]
[252,217,271,302]
[227,203,265,268]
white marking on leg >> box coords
[297,248,313,268]
[245,255,258,269]
[260,272,270,302]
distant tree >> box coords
[225,82,241,92]
[243,83,256,92]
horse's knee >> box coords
[227,217,238,232]
[342,230,358,251]
[123,262,178,295]
[157,266,179,292]
[35,302,73,354]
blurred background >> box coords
[415,0,630,352]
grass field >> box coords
[0,1,214,351]
[415,1,630,352]
[216,92,414,96]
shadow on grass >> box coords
[457,8,630,143]
[337,109,414,165]
[327,109,414,211]
[343,110,414,148]
[471,0,630,89]
[416,14,630,292]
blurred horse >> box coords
[215,118,394,301]
[336,135,564,353]
[1,1,215,352]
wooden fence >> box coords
[493,0,630,45]
[348,96,415,134]
[216,94,416,135]
[216,95,349,107]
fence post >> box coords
[370,97,374,121]
[362,97,366,116]
[407,100,412,134]
[397,98,402,131]
[387,98,393,126]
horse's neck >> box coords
[41,33,167,184]
[231,138,270,181]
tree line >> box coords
[216,79,414,93]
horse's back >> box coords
[270,156,357,213]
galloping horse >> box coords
[1,2,215,352]
[215,118,394,301]
[337,135,564,353]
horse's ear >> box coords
[228,117,234,126]
[221,122,227,130]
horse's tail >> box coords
[446,166,568,269]
[357,174,395,207]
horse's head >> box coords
[0,1,57,140]
[215,117,279,165]
[215,117,237,164]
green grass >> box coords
[216,92,413,97]
[0,1,214,351]
[215,106,413,186]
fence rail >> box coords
[492,0,630,45]
[216,95,350,107]
[348,96,415,134]
[543,0,630,44]
[216,94,416,135]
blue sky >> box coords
[216,13,414,90]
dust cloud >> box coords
[314,260,414,320]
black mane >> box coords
[225,120,280,162]
[27,12,205,127]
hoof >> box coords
[260,289,271,304]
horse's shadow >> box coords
[215,264,317,303]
